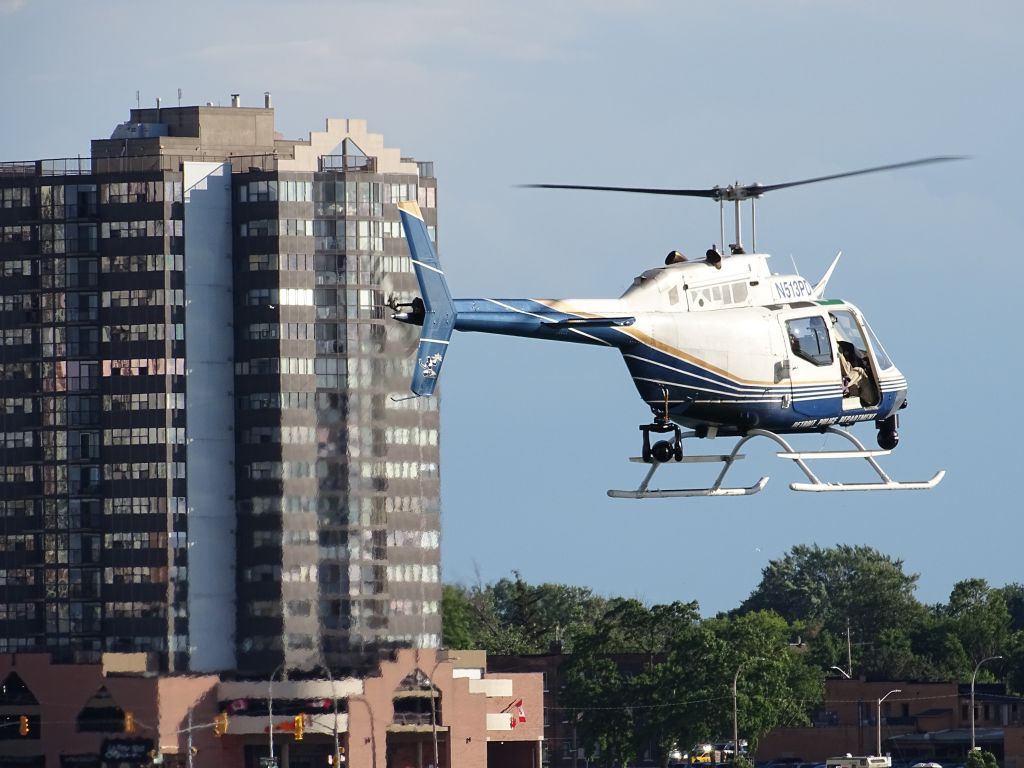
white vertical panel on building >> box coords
[183,161,237,672]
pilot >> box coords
[705,245,722,269]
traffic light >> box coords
[213,711,229,737]
[124,711,136,733]
[293,713,304,741]
[18,715,29,736]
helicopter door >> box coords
[781,313,840,417]
[828,308,881,408]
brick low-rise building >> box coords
[760,678,1024,766]
[0,649,542,767]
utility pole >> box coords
[846,619,853,679]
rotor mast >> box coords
[712,183,762,254]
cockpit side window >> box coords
[786,316,833,366]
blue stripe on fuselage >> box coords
[621,343,905,432]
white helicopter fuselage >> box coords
[450,252,907,435]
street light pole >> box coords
[876,689,901,756]
[428,651,461,768]
[733,657,766,765]
[971,655,1003,751]
[830,666,852,679]
[268,662,286,767]
[430,683,439,768]
[323,663,341,765]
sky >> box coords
[1,0,1021,617]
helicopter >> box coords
[390,158,955,497]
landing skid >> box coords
[607,426,945,499]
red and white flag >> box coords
[503,698,526,728]
[229,698,248,713]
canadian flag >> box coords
[505,698,526,728]
[229,699,248,713]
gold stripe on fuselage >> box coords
[534,299,837,389]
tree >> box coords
[944,579,1011,664]
[489,572,609,653]
[966,748,998,768]
[441,573,610,655]
[704,611,822,755]
[997,583,1024,632]
[441,584,476,649]
[562,601,822,768]
[562,599,703,768]
[866,628,929,680]
[738,544,925,672]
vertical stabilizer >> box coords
[398,201,455,396]
[812,251,842,299]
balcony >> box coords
[319,154,377,173]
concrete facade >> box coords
[0,98,441,677]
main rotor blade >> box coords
[522,183,720,198]
[750,155,966,196]
[523,156,966,203]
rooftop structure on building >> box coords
[0,94,441,678]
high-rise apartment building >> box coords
[0,96,441,677]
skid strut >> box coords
[608,425,945,499]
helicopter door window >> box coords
[829,310,881,366]
[863,320,894,370]
[785,316,833,366]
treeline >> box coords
[442,545,1024,767]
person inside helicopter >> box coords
[830,313,879,406]
[705,245,723,268]
[837,340,866,397]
